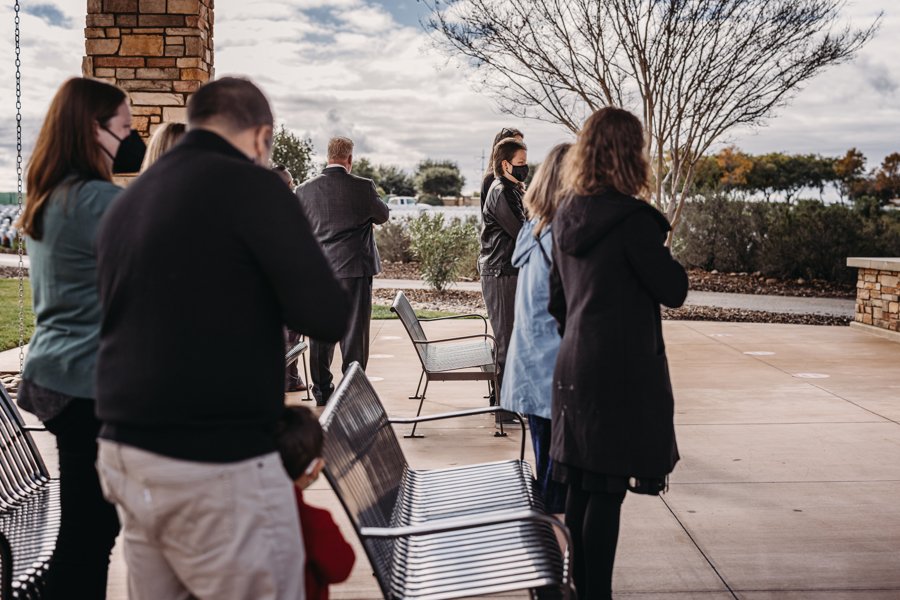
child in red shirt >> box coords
[275,406,355,600]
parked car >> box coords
[385,196,431,212]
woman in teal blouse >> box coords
[15,78,134,598]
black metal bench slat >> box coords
[0,382,60,599]
[320,363,571,599]
[390,291,499,437]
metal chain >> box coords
[15,0,25,372]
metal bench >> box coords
[0,382,61,599]
[390,291,501,438]
[320,363,572,600]
[286,335,311,402]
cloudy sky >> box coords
[0,1,895,192]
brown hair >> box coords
[187,77,273,132]
[140,122,186,172]
[524,143,571,237]
[17,78,127,239]
[492,137,527,179]
[327,137,353,162]
[563,107,648,198]
[274,406,323,481]
[484,127,524,178]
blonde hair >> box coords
[141,122,186,172]
[327,137,353,161]
[523,143,571,237]
[563,107,648,198]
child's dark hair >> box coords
[274,406,323,480]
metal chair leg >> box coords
[409,370,425,400]
[302,352,312,402]
[405,378,429,439]
[492,375,508,438]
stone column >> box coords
[83,0,214,138]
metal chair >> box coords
[0,382,61,599]
[319,363,573,600]
[390,291,502,438]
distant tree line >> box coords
[693,146,900,205]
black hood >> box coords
[555,192,671,256]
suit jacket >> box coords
[296,166,390,278]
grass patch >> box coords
[0,278,33,352]
[372,304,463,320]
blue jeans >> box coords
[526,414,567,514]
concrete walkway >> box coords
[11,319,899,599]
[0,253,28,268]
[374,278,855,317]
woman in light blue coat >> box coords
[501,143,571,514]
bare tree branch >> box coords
[424,0,880,235]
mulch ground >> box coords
[373,288,851,326]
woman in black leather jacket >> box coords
[479,137,528,418]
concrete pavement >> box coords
[11,319,900,599]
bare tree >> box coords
[425,0,879,234]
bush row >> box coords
[674,195,900,283]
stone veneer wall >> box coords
[82,0,214,138]
[850,259,900,333]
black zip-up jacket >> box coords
[549,191,688,478]
[95,130,350,463]
[478,177,525,276]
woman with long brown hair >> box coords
[500,142,570,516]
[549,108,688,599]
[15,77,137,598]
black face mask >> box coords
[102,127,147,174]
[510,164,529,182]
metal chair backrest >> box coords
[0,383,49,511]
[390,291,428,362]
[319,363,408,597]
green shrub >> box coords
[407,213,480,291]
[375,218,413,263]
[675,193,900,283]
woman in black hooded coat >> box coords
[548,107,688,600]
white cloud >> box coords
[0,0,895,192]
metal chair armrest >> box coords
[360,510,572,599]
[419,313,489,334]
[390,407,526,460]
[413,333,497,346]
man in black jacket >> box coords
[296,136,390,405]
[95,77,350,600]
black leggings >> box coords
[44,398,121,599]
[565,484,626,600]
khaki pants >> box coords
[97,441,305,600]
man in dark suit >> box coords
[296,137,390,405]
